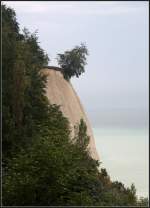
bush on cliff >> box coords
[56,43,88,80]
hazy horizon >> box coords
[93,126,148,197]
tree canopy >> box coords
[57,43,88,80]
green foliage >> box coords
[57,43,88,80]
[99,180,137,206]
[74,118,90,150]
[3,104,71,205]
[2,4,143,206]
[2,4,25,161]
[136,197,149,207]
[2,4,49,162]
[3,104,101,205]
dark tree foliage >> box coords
[74,118,90,150]
[57,43,88,80]
[2,4,49,163]
[2,4,21,161]
[137,197,149,207]
[2,4,145,206]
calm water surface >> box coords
[93,127,149,198]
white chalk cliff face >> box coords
[42,67,99,160]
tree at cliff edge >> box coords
[56,43,88,80]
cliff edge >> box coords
[42,67,99,160]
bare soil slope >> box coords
[42,68,99,160]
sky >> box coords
[3,1,148,130]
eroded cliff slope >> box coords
[42,67,99,160]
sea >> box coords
[93,127,149,198]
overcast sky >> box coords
[4,1,149,129]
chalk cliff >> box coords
[42,67,99,160]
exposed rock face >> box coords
[42,67,99,160]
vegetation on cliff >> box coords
[2,4,148,206]
[57,43,88,80]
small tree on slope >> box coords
[56,43,88,81]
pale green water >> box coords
[93,127,149,198]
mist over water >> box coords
[93,127,149,198]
